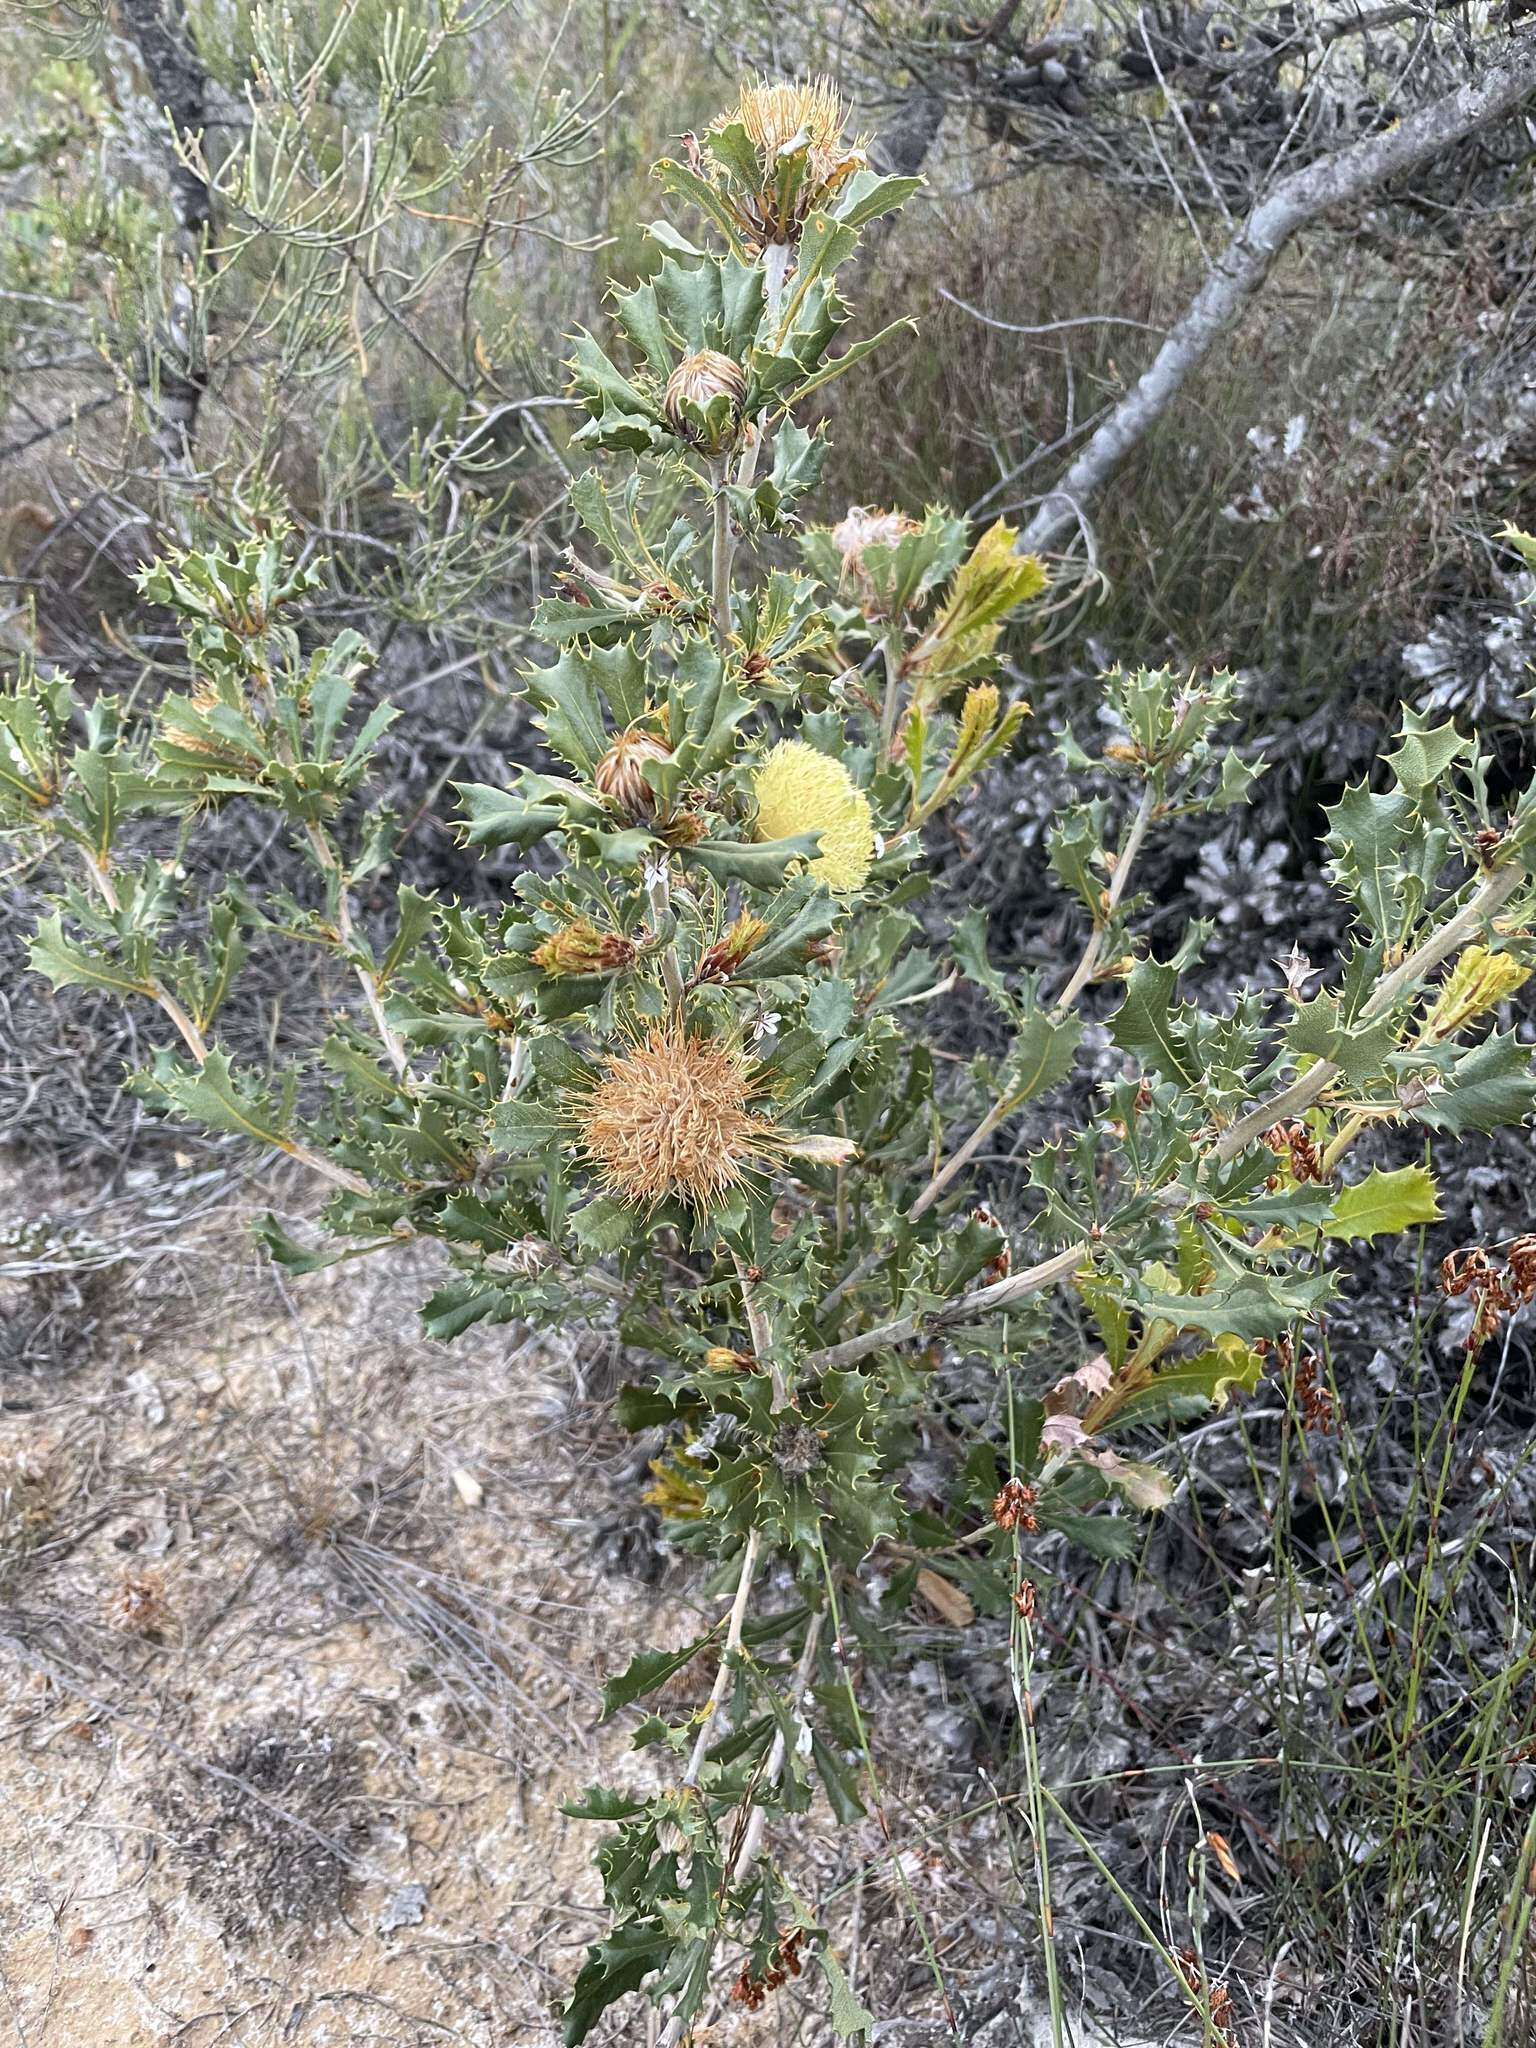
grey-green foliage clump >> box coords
[4,75,1536,2045]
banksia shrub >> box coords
[5,80,1536,2046]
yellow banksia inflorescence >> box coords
[576,1023,779,1211]
[753,740,875,893]
[711,76,866,247]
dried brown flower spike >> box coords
[577,1022,777,1212]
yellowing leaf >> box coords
[1323,1164,1441,1243]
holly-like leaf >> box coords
[1397,1031,1536,1135]
[1111,955,1200,1090]
[1325,783,1413,939]
[1110,1335,1264,1428]
[820,1946,875,2042]
[562,1922,673,2045]
[600,1635,712,1721]
[1284,994,1398,1087]
[1323,1164,1441,1242]
[30,913,155,1001]
[1384,709,1469,797]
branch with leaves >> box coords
[4,74,1536,2047]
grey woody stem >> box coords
[1018,31,1536,558]
[806,1240,1092,1374]
[711,462,733,651]
[878,628,903,755]
[681,1528,761,1789]
[727,1610,825,1886]
[305,820,409,1078]
[1051,780,1157,1014]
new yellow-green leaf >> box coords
[1323,1164,1441,1243]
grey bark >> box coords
[1019,27,1536,558]
[117,0,215,467]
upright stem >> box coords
[711,462,732,652]
[733,1247,786,1405]
[727,1610,825,1885]
[306,819,409,1077]
[645,857,686,1022]
[878,628,903,756]
[680,1527,763,1787]
[1051,779,1157,1013]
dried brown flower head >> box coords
[1263,1119,1327,1184]
[576,1022,778,1211]
[1291,1351,1337,1436]
[107,1567,170,1636]
[772,1421,826,1476]
[594,726,672,821]
[1441,1239,1536,1351]
[992,1477,1038,1533]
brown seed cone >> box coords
[594,728,673,820]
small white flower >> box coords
[752,1009,782,1043]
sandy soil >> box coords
[0,1171,711,2047]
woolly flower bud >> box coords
[753,740,874,894]
[664,349,747,454]
[712,77,866,246]
[704,1345,756,1373]
[594,727,672,821]
[697,911,768,983]
[531,919,636,979]
[829,505,920,618]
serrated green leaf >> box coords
[1110,956,1199,1089]
[1398,1031,1536,1135]
[1323,1164,1441,1242]
[600,1635,711,1721]
[1110,1335,1264,1428]
[819,1946,875,2042]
